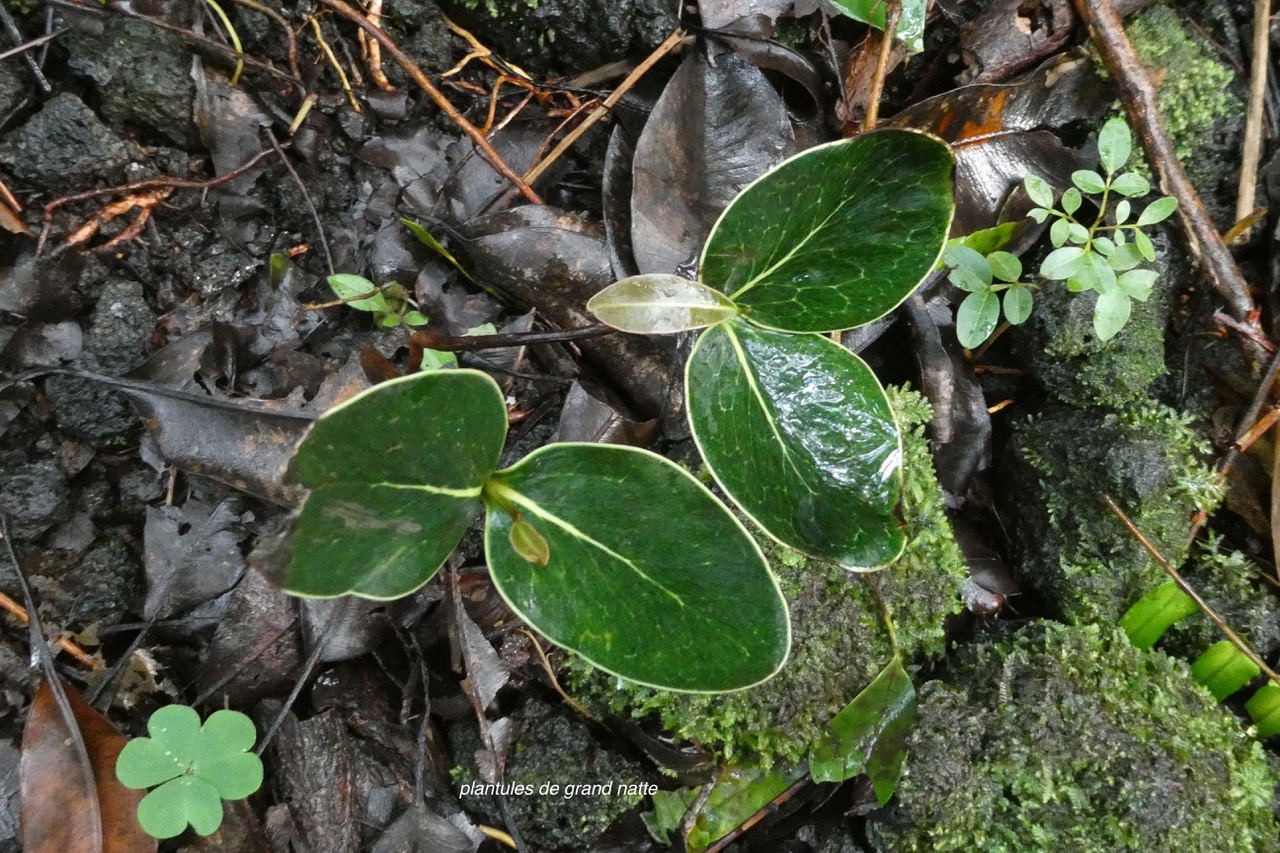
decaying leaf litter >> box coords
[1,0,1279,849]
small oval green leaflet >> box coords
[586,274,740,333]
[698,129,953,333]
[484,443,790,692]
[687,319,905,569]
[284,370,507,599]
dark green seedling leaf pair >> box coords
[281,370,789,693]
[1121,582,1278,736]
[115,705,262,839]
[591,130,955,571]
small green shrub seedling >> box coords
[949,117,1177,347]
[277,128,955,694]
[116,705,263,839]
[327,273,429,329]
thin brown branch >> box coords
[522,28,688,187]
[1072,0,1258,326]
[1238,0,1269,226]
[410,324,613,352]
[1105,494,1280,688]
[39,147,275,254]
[863,0,901,131]
[317,0,543,205]
[0,591,101,669]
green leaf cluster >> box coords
[948,117,1177,347]
[327,273,428,329]
[115,705,263,839]
[281,130,954,694]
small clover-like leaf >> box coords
[987,251,1021,283]
[1039,246,1084,280]
[1061,187,1082,215]
[1071,170,1106,194]
[957,289,1000,349]
[1024,175,1054,208]
[1137,196,1178,226]
[1068,223,1090,245]
[1097,116,1132,175]
[117,704,200,789]
[1028,207,1049,224]
[137,776,224,838]
[1115,199,1131,224]
[1093,236,1116,255]
[1003,285,1033,325]
[1094,288,1132,341]
[1111,172,1150,197]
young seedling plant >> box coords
[948,116,1178,348]
[275,128,954,696]
[115,705,263,839]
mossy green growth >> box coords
[1014,234,1175,409]
[454,0,539,15]
[566,387,966,767]
[1009,399,1222,624]
[1119,3,1242,205]
[868,622,1280,853]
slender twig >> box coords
[410,324,613,352]
[703,777,808,853]
[1187,346,1280,547]
[267,129,334,274]
[863,0,901,131]
[308,15,362,113]
[516,627,595,721]
[0,591,99,669]
[1105,495,1280,688]
[1,516,103,846]
[1237,0,1269,225]
[317,0,543,205]
[1072,0,1258,327]
[0,28,62,63]
[521,28,687,187]
[0,0,50,92]
[39,147,275,254]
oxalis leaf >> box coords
[483,443,790,692]
[700,130,953,333]
[686,319,905,569]
[809,657,916,805]
[282,370,507,599]
[587,274,740,334]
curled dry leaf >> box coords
[21,678,156,853]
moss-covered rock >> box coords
[868,622,1280,853]
[567,388,966,767]
[1121,2,1243,223]
[1001,399,1222,625]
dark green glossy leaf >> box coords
[810,657,916,806]
[1119,581,1197,650]
[1191,641,1260,701]
[685,765,806,853]
[484,443,790,692]
[700,130,953,333]
[1246,684,1280,737]
[587,274,740,333]
[828,0,926,52]
[686,320,904,569]
[284,370,507,599]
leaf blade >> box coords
[686,321,905,569]
[587,275,740,333]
